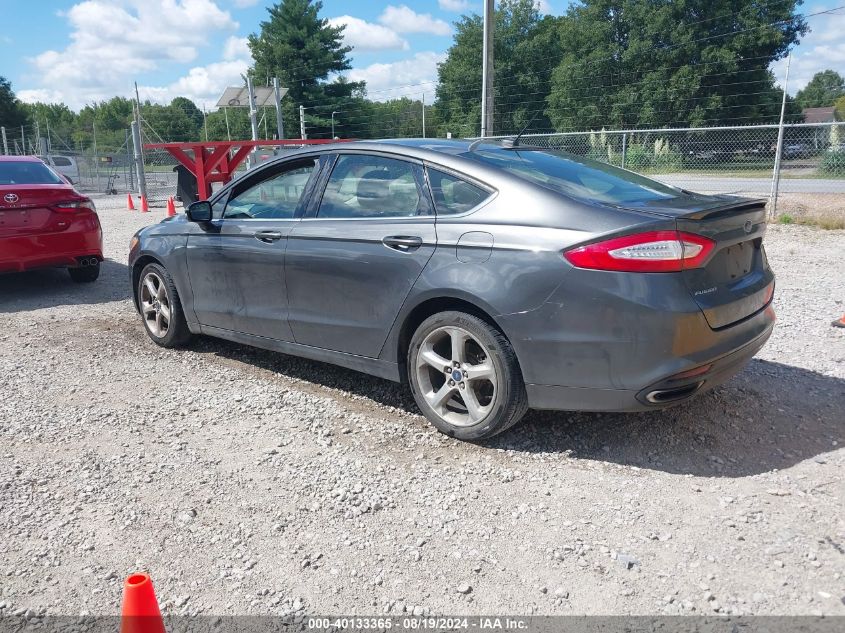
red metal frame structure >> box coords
[143,139,343,200]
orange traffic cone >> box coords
[120,573,166,633]
[166,197,176,217]
[127,194,136,211]
[833,314,845,328]
[140,196,150,213]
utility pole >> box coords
[273,77,285,140]
[1,127,7,155]
[769,53,791,219]
[422,93,426,138]
[125,128,134,191]
[480,0,495,137]
[133,81,145,174]
[299,105,307,140]
[203,106,209,141]
[21,126,25,155]
[131,120,147,201]
[331,111,339,139]
[224,108,231,141]
[93,120,100,192]
[246,76,259,168]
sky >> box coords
[0,0,843,112]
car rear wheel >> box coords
[137,263,191,348]
[68,261,100,283]
[408,311,528,441]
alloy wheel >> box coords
[415,325,498,427]
[140,272,171,338]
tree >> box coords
[835,95,845,121]
[21,102,78,146]
[248,0,365,138]
[795,70,845,109]
[141,101,200,142]
[436,0,563,136]
[171,97,205,132]
[0,76,28,128]
[76,97,134,150]
[546,0,807,130]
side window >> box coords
[224,160,317,219]
[427,168,492,215]
[317,155,423,219]
[52,157,73,167]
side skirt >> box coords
[200,325,402,382]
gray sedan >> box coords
[128,139,775,441]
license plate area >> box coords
[0,207,53,236]
[706,238,759,284]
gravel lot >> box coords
[1,194,844,618]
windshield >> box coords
[464,148,681,206]
[0,161,65,185]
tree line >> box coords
[2,0,844,153]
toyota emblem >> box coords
[3,193,19,204]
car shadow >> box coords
[0,259,131,313]
[195,336,844,478]
[489,359,845,478]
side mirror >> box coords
[186,200,212,222]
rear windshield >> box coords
[0,161,64,185]
[464,148,681,206]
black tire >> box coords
[407,311,528,441]
[68,262,100,283]
[136,262,192,348]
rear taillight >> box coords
[54,198,96,214]
[563,230,715,272]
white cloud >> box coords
[18,89,65,104]
[138,58,250,108]
[19,0,238,109]
[378,5,452,36]
[535,0,552,13]
[347,52,447,101]
[329,15,409,51]
[438,0,469,11]
[223,35,250,60]
[771,9,845,93]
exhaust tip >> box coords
[645,381,703,404]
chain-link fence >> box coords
[68,147,135,197]
[490,122,845,223]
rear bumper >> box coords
[525,318,773,411]
[0,222,102,273]
[498,266,776,412]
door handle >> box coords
[382,235,423,251]
[254,230,283,243]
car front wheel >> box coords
[408,311,528,441]
[137,262,191,348]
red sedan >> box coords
[0,156,102,282]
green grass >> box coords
[777,214,845,230]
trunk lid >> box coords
[634,193,773,329]
[0,184,80,238]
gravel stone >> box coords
[0,199,843,616]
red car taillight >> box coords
[563,230,715,273]
[54,198,96,214]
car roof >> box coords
[0,155,44,163]
[266,138,531,183]
[241,137,570,203]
